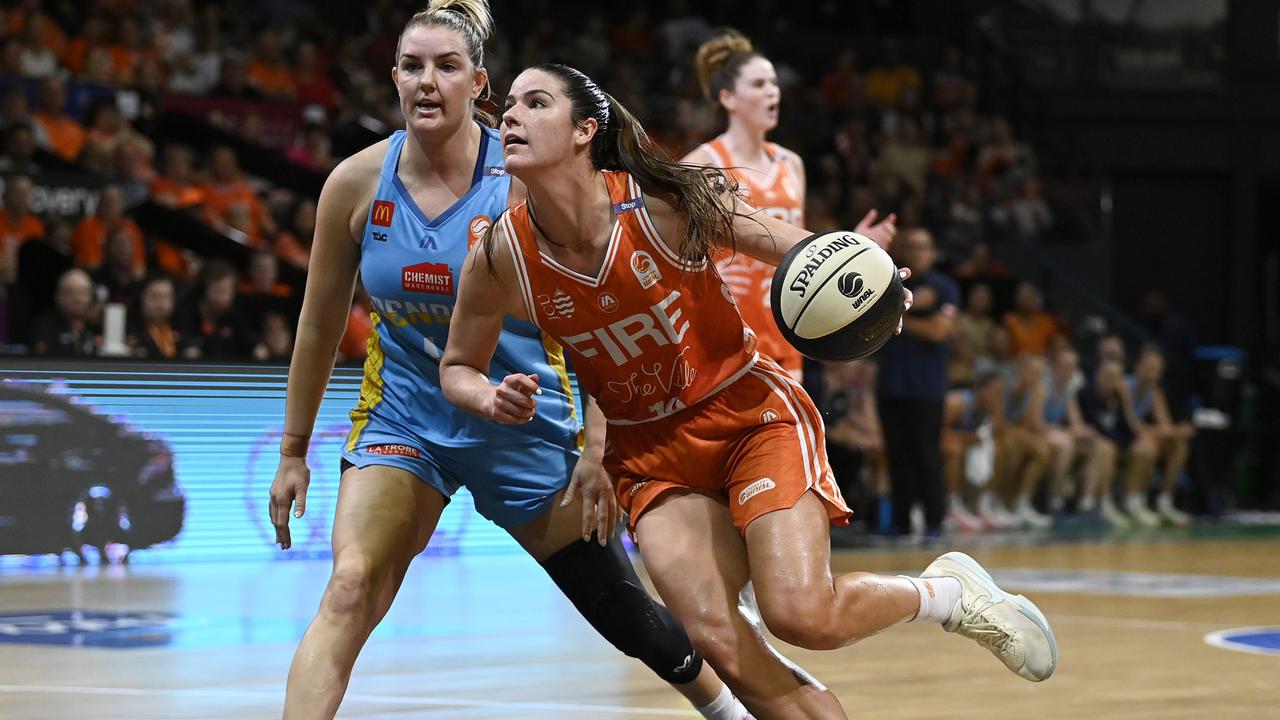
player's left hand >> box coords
[856,209,898,250]
[561,455,619,545]
[895,267,913,335]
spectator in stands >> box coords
[168,23,222,95]
[1077,357,1152,525]
[992,176,1053,240]
[31,267,98,356]
[150,144,205,209]
[0,120,42,175]
[0,175,45,284]
[254,311,294,363]
[211,54,262,99]
[84,98,146,159]
[32,74,86,162]
[1003,280,1059,355]
[127,274,183,360]
[337,281,371,364]
[15,218,72,337]
[18,11,60,78]
[877,228,959,536]
[1042,348,1124,525]
[1125,346,1194,526]
[879,116,930,196]
[63,14,109,76]
[239,251,293,321]
[951,241,1008,282]
[113,135,157,206]
[293,40,337,109]
[71,184,145,271]
[273,196,313,269]
[178,258,256,359]
[864,42,921,109]
[202,146,272,241]
[998,352,1053,528]
[941,369,1003,531]
[284,122,335,173]
[247,30,296,101]
[950,282,995,386]
[90,226,145,306]
[824,359,890,531]
[1094,332,1127,373]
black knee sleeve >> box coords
[540,535,703,684]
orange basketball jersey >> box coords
[503,170,758,424]
[699,137,804,375]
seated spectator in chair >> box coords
[202,146,273,241]
[239,251,294,319]
[824,359,890,530]
[128,275,185,360]
[995,352,1053,528]
[951,241,1007,282]
[1077,358,1156,526]
[950,282,995,386]
[1125,346,1194,526]
[941,369,1004,532]
[1043,348,1123,526]
[0,175,45,285]
[32,267,99,356]
[0,121,43,175]
[274,198,316,270]
[151,144,206,210]
[71,184,145,271]
[1003,281,1059,355]
[254,311,294,363]
[91,227,145,306]
[32,75,86,162]
[178,259,257,359]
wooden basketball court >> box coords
[2,531,1277,719]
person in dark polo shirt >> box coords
[876,228,960,536]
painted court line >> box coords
[0,684,701,717]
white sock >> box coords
[1078,494,1096,512]
[902,575,962,624]
[696,684,751,720]
[1127,492,1147,510]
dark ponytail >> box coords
[533,63,741,265]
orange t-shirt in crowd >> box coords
[273,232,311,269]
[150,176,206,209]
[697,136,805,378]
[202,180,267,234]
[71,216,145,270]
[1003,311,1059,355]
[34,111,87,162]
[247,61,297,98]
[0,212,46,274]
[338,305,371,361]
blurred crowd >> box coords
[0,0,1223,526]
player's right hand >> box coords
[269,455,310,550]
[490,372,541,424]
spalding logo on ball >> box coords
[770,231,904,361]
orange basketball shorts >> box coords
[607,356,851,535]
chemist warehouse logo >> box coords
[402,262,454,295]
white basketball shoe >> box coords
[922,551,1058,682]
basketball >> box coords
[770,231,904,361]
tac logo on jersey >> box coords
[539,289,576,319]
[597,292,619,313]
[402,262,454,295]
[366,444,422,458]
[372,200,396,227]
[468,215,492,249]
[630,250,661,289]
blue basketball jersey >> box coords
[1042,373,1072,426]
[347,127,580,450]
[1126,376,1155,422]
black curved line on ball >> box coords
[793,246,873,328]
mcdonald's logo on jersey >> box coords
[372,200,396,227]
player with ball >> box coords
[442,62,1057,716]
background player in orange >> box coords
[682,29,896,381]
[442,63,1057,719]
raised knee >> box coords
[759,595,844,650]
[321,557,377,620]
